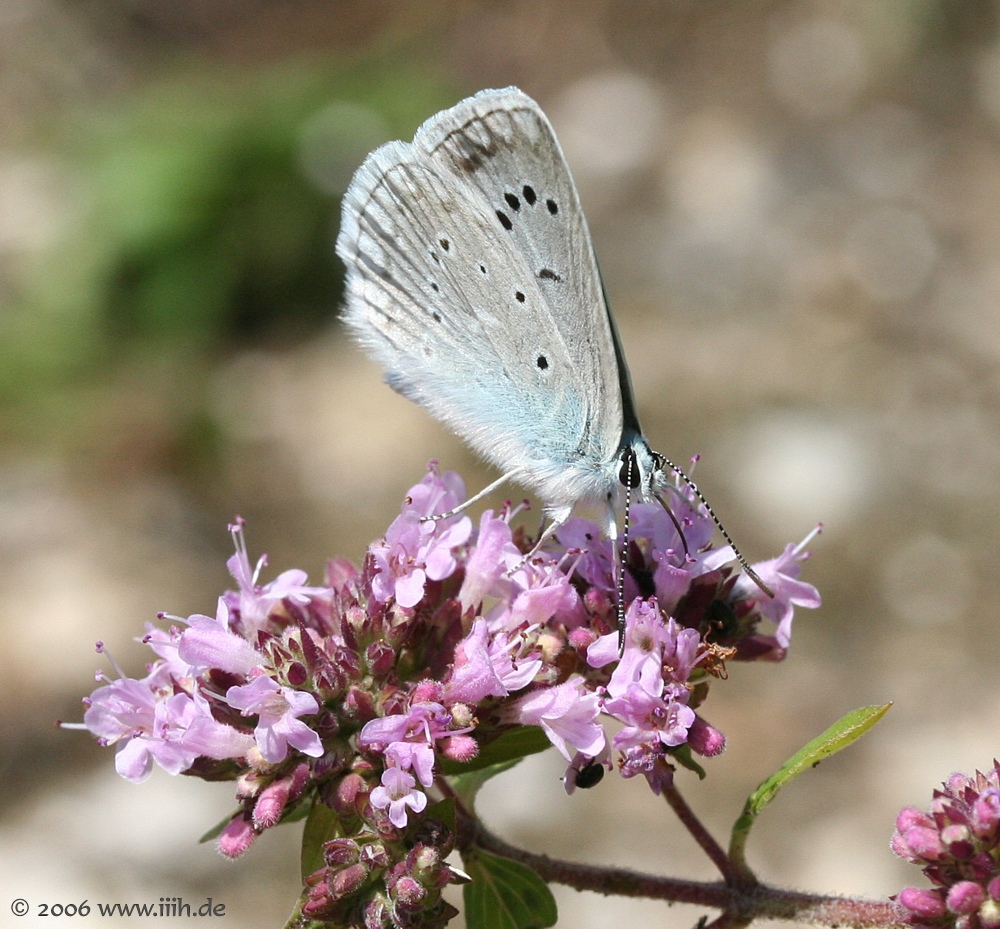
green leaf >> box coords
[300,799,343,883]
[449,758,525,810]
[462,847,558,929]
[671,744,707,779]
[281,795,314,825]
[441,727,554,810]
[439,726,552,776]
[730,703,891,863]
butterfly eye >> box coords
[618,448,640,489]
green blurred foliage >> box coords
[1,57,455,463]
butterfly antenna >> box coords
[658,455,774,598]
[654,494,691,560]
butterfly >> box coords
[335,87,770,646]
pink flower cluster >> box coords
[893,762,1000,929]
[79,463,820,926]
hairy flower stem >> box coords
[460,814,903,928]
[661,781,741,886]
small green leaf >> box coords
[462,847,558,929]
[450,758,525,809]
[730,703,891,864]
[439,726,552,776]
[281,795,314,825]
[300,799,342,883]
[671,744,707,780]
[744,704,891,817]
[441,727,554,810]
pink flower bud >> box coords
[896,807,934,832]
[947,881,987,915]
[972,789,1000,839]
[360,841,391,868]
[900,825,945,861]
[412,844,441,876]
[253,763,310,830]
[942,823,974,858]
[391,875,427,909]
[441,734,478,763]
[687,716,726,757]
[583,587,612,618]
[323,838,360,867]
[945,772,970,793]
[890,833,911,860]
[361,897,389,929]
[568,627,599,651]
[331,773,367,819]
[253,783,289,829]
[302,873,336,921]
[411,679,442,703]
[331,863,368,899]
[236,767,269,800]
[217,812,256,859]
[536,630,565,663]
[898,887,947,918]
[988,876,1000,900]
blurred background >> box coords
[3,1,999,926]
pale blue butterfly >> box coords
[335,87,770,646]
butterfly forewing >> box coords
[418,89,624,462]
[338,88,626,507]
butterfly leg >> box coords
[419,470,514,523]
[502,504,573,578]
[522,504,574,559]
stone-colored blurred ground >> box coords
[3,2,999,927]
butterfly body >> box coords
[337,87,670,540]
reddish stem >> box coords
[458,817,903,929]
[661,780,741,886]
